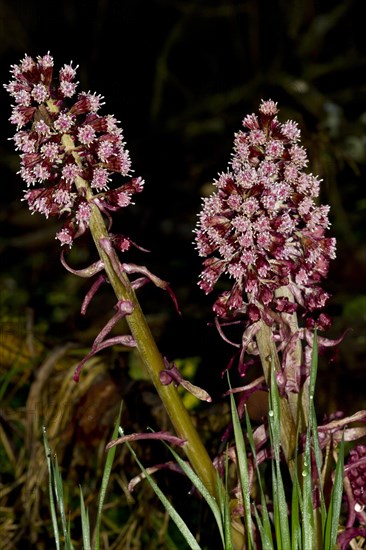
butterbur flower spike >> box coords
[195,99,336,321]
[195,99,337,377]
[4,53,142,248]
[9,54,365,550]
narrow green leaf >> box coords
[126,440,202,550]
[268,363,291,549]
[244,407,273,547]
[230,391,254,549]
[309,328,319,399]
[290,427,302,550]
[80,486,91,550]
[309,332,327,537]
[274,436,292,549]
[291,468,301,550]
[311,401,327,531]
[53,453,69,543]
[43,428,74,549]
[223,448,233,550]
[324,435,345,550]
[94,403,123,550]
[308,330,327,540]
[301,430,314,550]
[216,467,226,520]
[253,505,273,550]
[66,518,74,550]
[270,457,281,547]
[43,428,60,550]
[268,359,281,450]
[165,443,225,545]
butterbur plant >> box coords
[5,54,366,549]
[194,99,339,462]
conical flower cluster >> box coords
[4,53,143,247]
[195,100,336,325]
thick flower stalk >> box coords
[195,99,337,465]
[4,54,226,519]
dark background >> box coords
[1,0,366,547]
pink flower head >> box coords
[195,99,336,324]
[4,53,141,248]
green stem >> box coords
[90,203,245,548]
[89,201,219,496]
[274,287,309,431]
[256,321,297,475]
[61,135,219,494]
[62,134,244,548]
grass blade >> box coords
[43,427,74,549]
[125,438,202,550]
[301,426,314,550]
[80,486,91,550]
[324,435,345,549]
[230,390,254,549]
[253,505,273,550]
[290,425,302,550]
[308,328,318,399]
[291,466,301,550]
[223,448,233,550]
[43,427,60,550]
[66,519,73,550]
[244,407,273,547]
[269,360,291,549]
[94,403,123,550]
[308,331,327,537]
[53,453,69,544]
[165,442,225,545]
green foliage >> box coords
[229,379,254,549]
[43,428,71,550]
[227,331,345,550]
[121,429,202,550]
[162,439,225,546]
[42,404,125,550]
[106,332,346,549]
[42,332,347,549]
